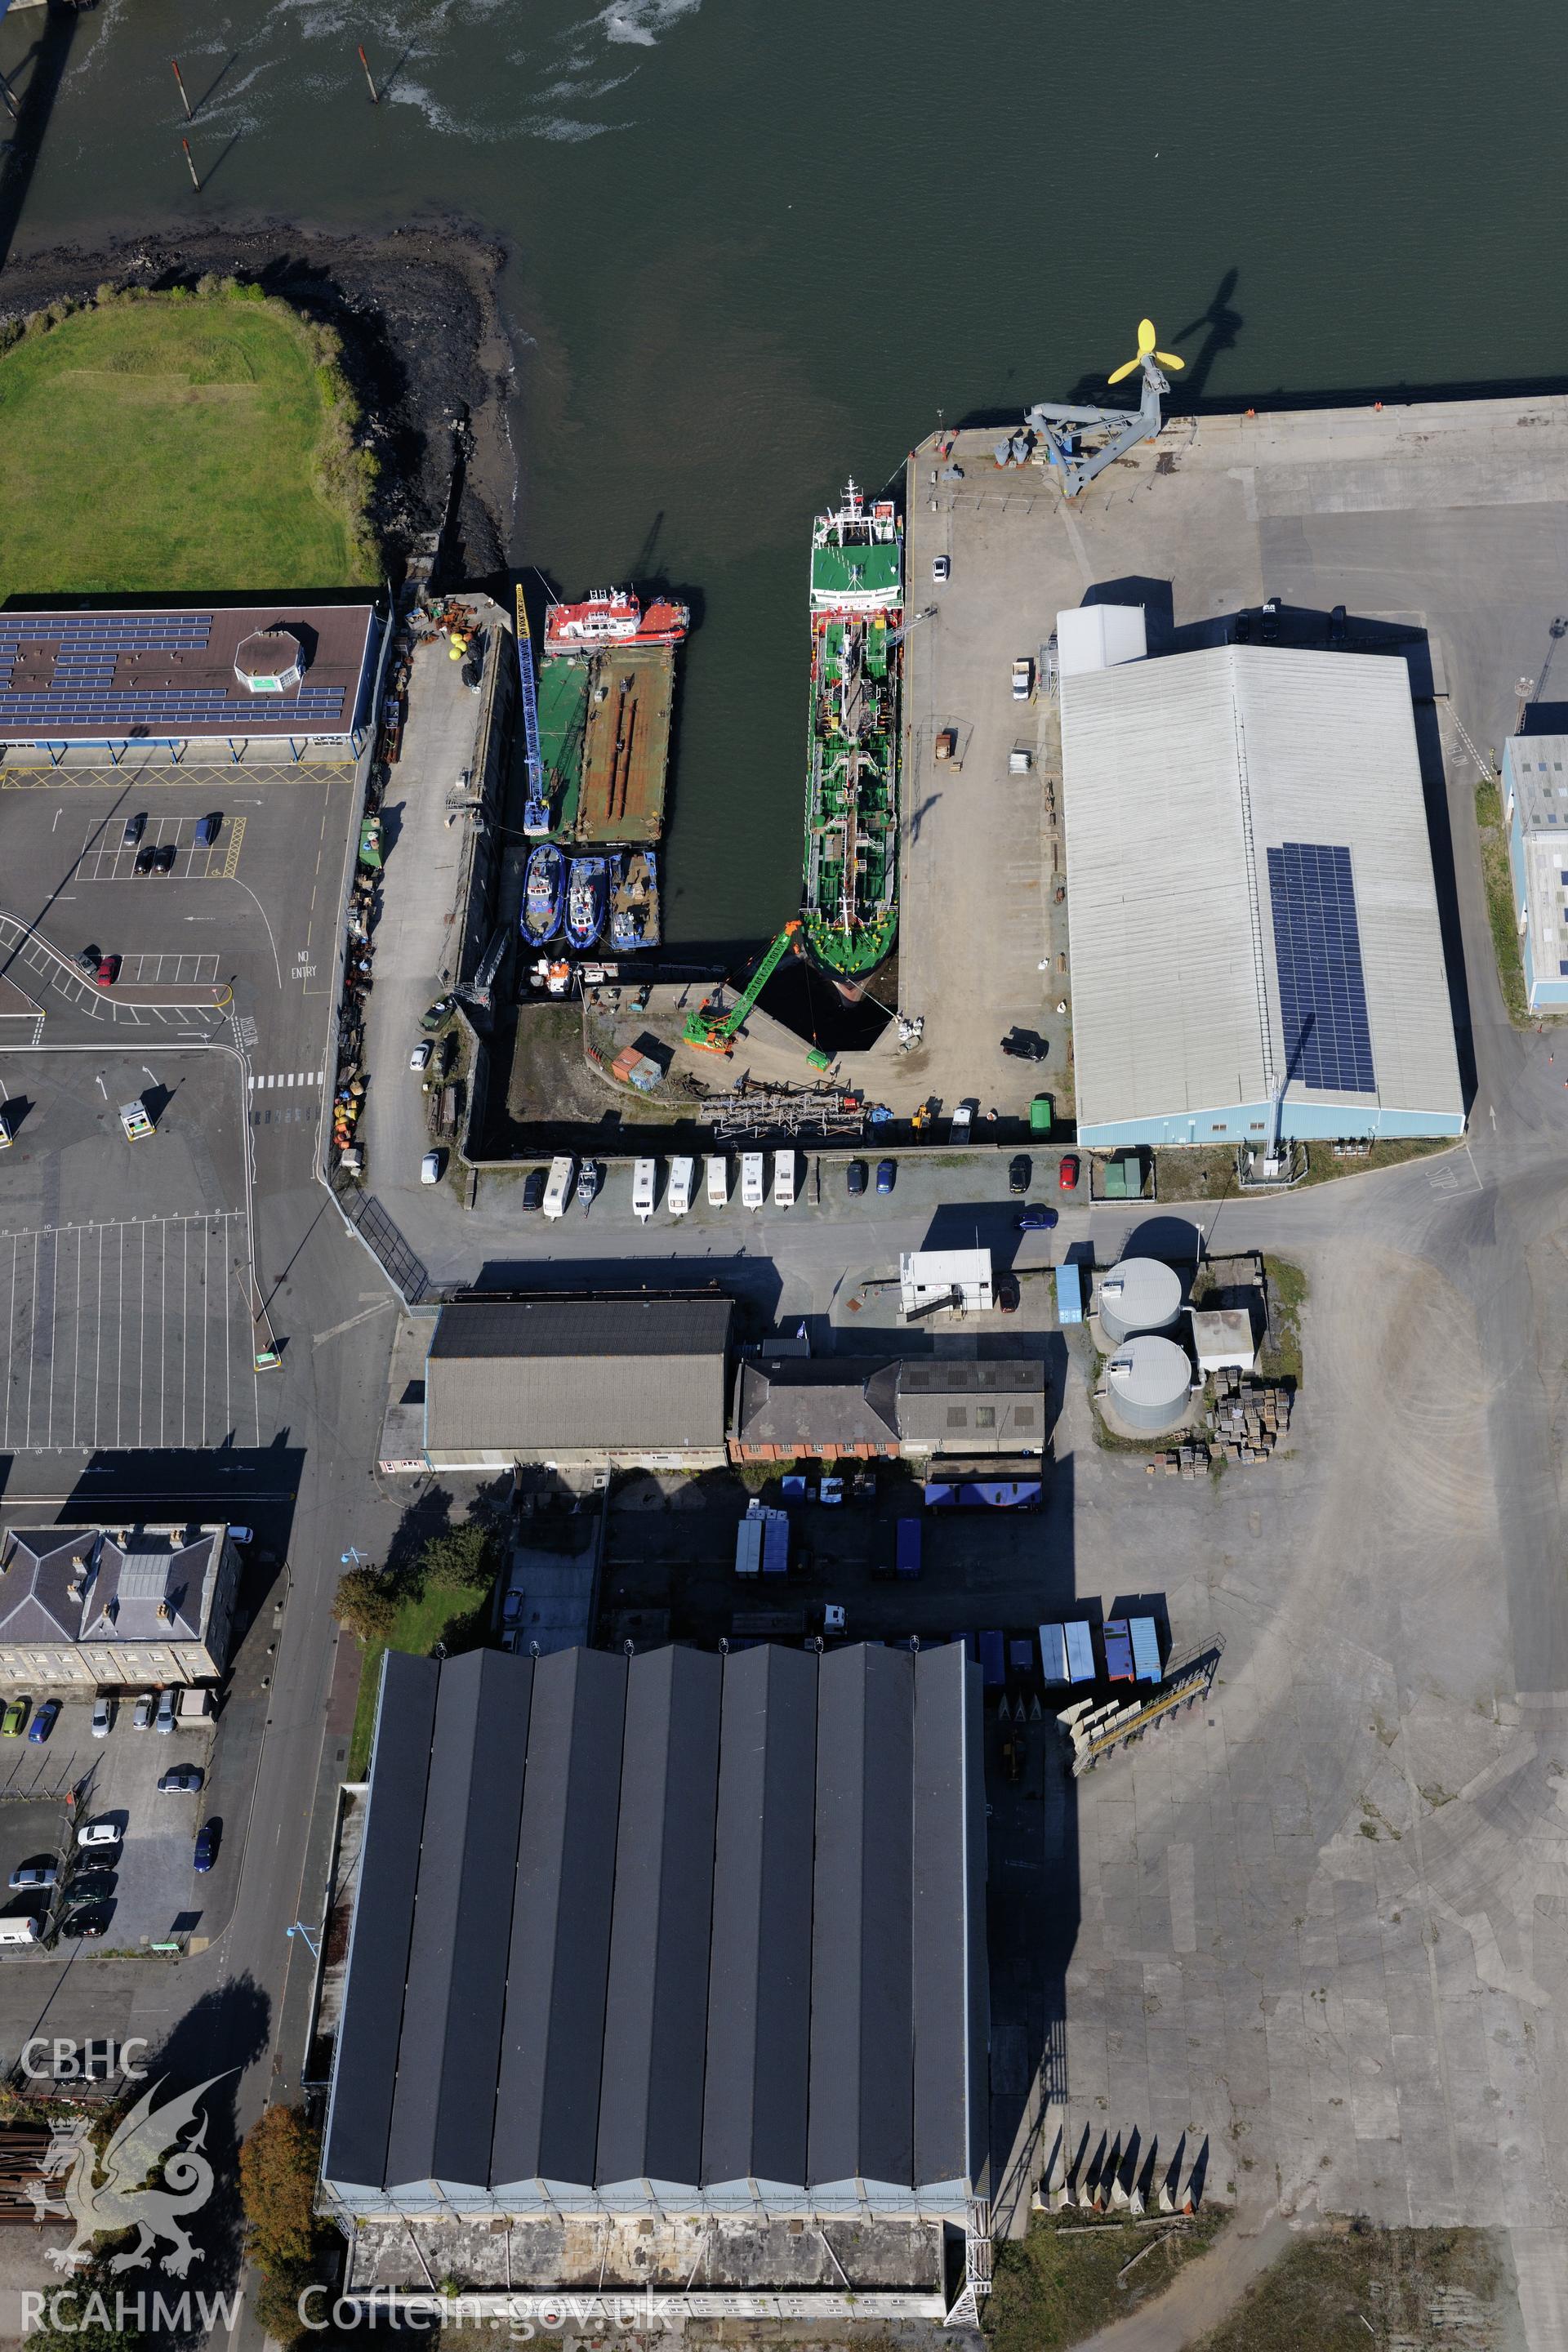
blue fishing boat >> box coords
[521,844,565,944]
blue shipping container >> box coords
[978,1630,1006,1689]
[1064,1622,1096,1682]
[1129,1615,1161,1680]
[896,1518,922,1579]
[1055,1263,1083,1325]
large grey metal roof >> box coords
[1059,647,1463,1132]
[733,1356,1045,1454]
[322,1641,987,2217]
[425,1296,732,1457]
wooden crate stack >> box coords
[1208,1371,1291,1462]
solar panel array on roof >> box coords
[1266,841,1377,1094]
[320,1643,987,2222]
[0,605,375,740]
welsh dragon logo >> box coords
[35,2074,229,2277]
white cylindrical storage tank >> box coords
[1105,1334,1192,1434]
[1096,1256,1183,1346]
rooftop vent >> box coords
[234,626,304,696]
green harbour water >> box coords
[5,0,1568,945]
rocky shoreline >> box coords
[0,220,518,586]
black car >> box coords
[520,1169,547,1212]
[1001,1031,1048,1062]
[134,844,157,875]
[1009,1154,1031,1195]
[1328,604,1348,647]
[846,1159,867,1196]
[122,813,146,849]
[193,1820,219,1874]
[60,1905,111,1940]
[1233,611,1251,644]
[194,812,222,847]
[154,843,177,873]
[1258,595,1282,644]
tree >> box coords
[25,2269,144,2352]
[254,2263,315,2349]
[239,2103,321,2274]
[331,1566,397,1646]
[418,1522,495,1594]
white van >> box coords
[632,1158,657,1222]
[773,1150,796,1209]
[542,1154,576,1219]
[667,1156,695,1217]
[706,1154,728,1208]
[0,1917,39,1946]
[741,1152,765,1211]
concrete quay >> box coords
[898,391,1568,1129]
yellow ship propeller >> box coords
[1107,318,1185,386]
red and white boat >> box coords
[543,587,689,655]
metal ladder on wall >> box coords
[943,2201,993,2328]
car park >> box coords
[1058,1152,1080,1191]
[134,844,157,875]
[8,1861,56,1891]
[410,1040,432,1072]
[131,1695,154,1731]
[1009,1154,1031,1195]
[519,1168,546,1212]
[158,1765,204,1795]
[1017,1204,1058,1231]
[27,1701,60,1744]
[420,1150,443,1185]
[846,1159,867,1196]
[1,1701,28,1737]
[77,1822,120,1851]
[155,1690,177,1734]
[194,812,222,847]
[876,1158,897,1195]
[193,1820,219,1873]
[122,813,146,848]
[95,955,121,988]
[91,1696,112,1739]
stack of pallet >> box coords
[1208,1372,1292,1462]
[1146,1446,1205,1480]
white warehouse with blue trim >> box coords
[1058,635,1464,1152]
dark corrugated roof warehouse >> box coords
[321,1642,987,2220]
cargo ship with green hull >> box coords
[802,481,902,978]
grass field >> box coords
[0,289,375,599]
[1474,777,1530,1027]
[346,1584,488,1779]
[1192,2222,1512,2351]
[986,2212,1224,2352]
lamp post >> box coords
[286,1922,320,1960]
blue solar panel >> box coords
[1266,841,1377,1094]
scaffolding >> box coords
[701,1086,866,1140]
[1058,1642,1221,1778]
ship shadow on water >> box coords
[0,2,81,274]
[754,950,894,1056]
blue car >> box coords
[1016,1204,1058,1231]
[193,1820,219,1875]
[875,1158,897,1195]
[27,1700,60,1744]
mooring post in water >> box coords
[172,57,192,120]
[358,43,380,103]
[182,136,200,192]
[0,69,17,123]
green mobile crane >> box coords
[683,920,802,1055]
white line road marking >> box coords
[313,1299,393,1346]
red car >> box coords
[94,954,121,989]
[1058,1153,1080,1192]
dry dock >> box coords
[898,394,1568,1129]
